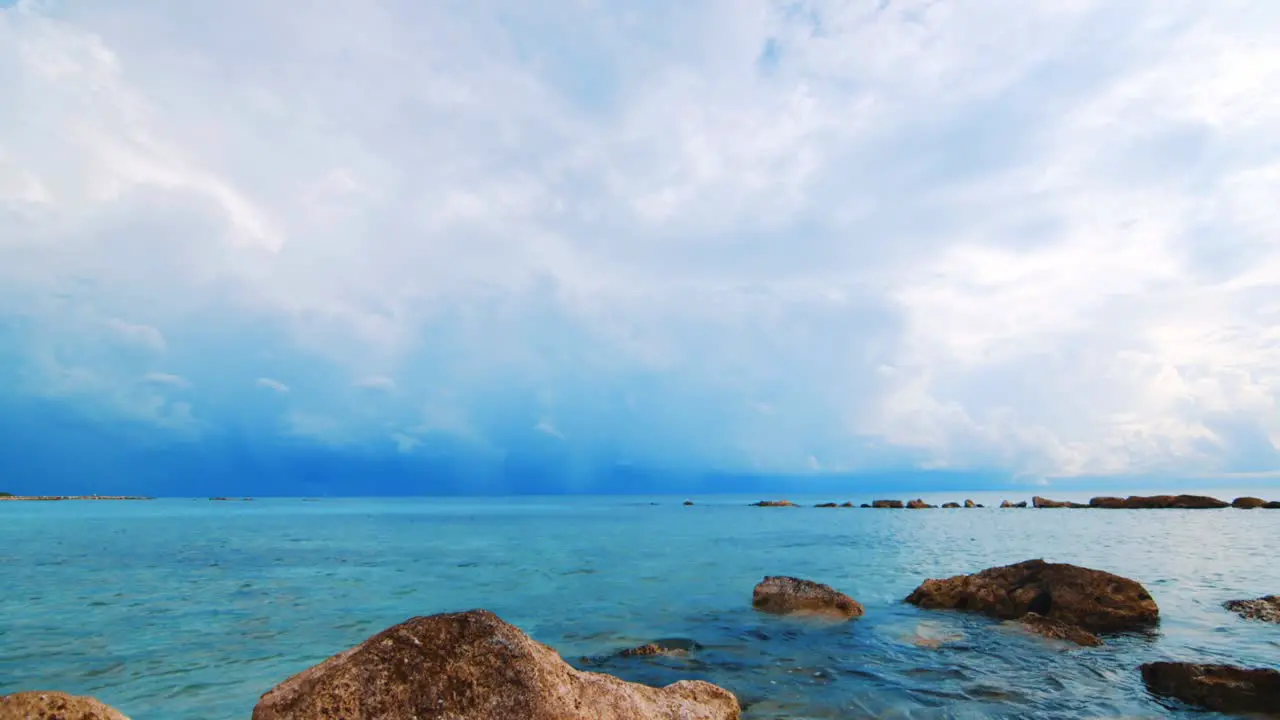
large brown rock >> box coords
[941,502,961,509]
[750,500,796,507]
[1090,494,1228,509]
[251,610,740,720]
[872,499,903,508]
[904,559,1159,633]
[1232,496,1267,509]
[752,576,864,620]
[905,498,934,509]
[1141,662,1280,715]
[1224,595,1280,623]
[0,691,130,720]
[963,499,976,508]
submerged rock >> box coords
[1015,612,1102,646]
[941,502,961,508]
[1032,496,1088,509]
[752,576,864,620]
[1224,595,1280,623]
[0,691,130,719]
[906,499,934,509]
[683,500,694,506]
[904,559,1158,635]
[252,610,740,720]
[1090,495,1228,509]
[750,500,796,507]
[814,502,838,508]
[618,638,701,658]
[1141,662,1280,715]
[872,499,903,509]
[1232,496,1267,509]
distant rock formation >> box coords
[683,500,694,506]
[1032,496,1088,509]
[839,501,855,508]
[251,610,740,720]
[1088,495,1228,509]
[906,499,935,509]
[750,500,797,507]
[814,502,838,508]
[1232,496,1267,509]
[1141,662,1280,716]
[860,503,871,508]
[752,576,864,620]
[999,500,1028,508]
[964,499,976,508]
[0,691,130,719]
[872,499,903,508]
[905,559,1158,644]
[1224,596,1280,624]
[941,502,961,508]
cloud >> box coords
[142,372,187,387]
[1,0,1278,491]
[256,377,289,394]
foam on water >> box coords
[2,493,1279,719]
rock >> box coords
[1015,612,1102,646]
[904,559,1159,633]
[251,610,740,720]
[1224,596,1280,623]
[906,499,934,509]
[999,500,1028,508]
[872,499,903,508]
[839,502,855,508]
[1032,496,1088,509]
[683,500,693,506]
[1140,662,1280,716]
[942,502,961,508]
[859,503,871,508]
[964,499,976,508]
[1232,496,1267,509]
[1090,495,1229,509]
[0,691,130,719]
[750,500,796,507]
[814,502,838,508]
[1267,501,1280,509]
[751,576,864,620]
[618,638,701,658]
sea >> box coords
[2,490,1279,719]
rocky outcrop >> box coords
[814,502,838,508]
[1232,496,1267,509]
[964,499,976,508]
[1141,662,1280,716]
[999,500,1028,508]
[872,499,903,508]
[906,499,934,509]
[752,576,864,620]
[750,500,796,507]
[839,502,855,508]
[1032,496,1088,509]
[0,691,130,719]
[859,503,871,508]
[1089,495,1228,509]
[1015,612,1101,646]
[1224,596,1280,623]
[683,500,693,506]
[251,610,740,720]
[941,502,961,508]
[618,638,701,659]
[1267,501,1280,509]
[905,559,1158,635]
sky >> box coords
[2,0,1279,496]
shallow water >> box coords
[2,492,1279,719]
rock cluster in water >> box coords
[1141,662,1280,715]
[250,610,740,720]
[905,559,1159,645]
[0,691,131,719]
[752,576,864,620]
[1223,595,1280,623]
[749,500,797,507]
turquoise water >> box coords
[3,492,1279,719]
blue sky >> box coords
[2,0,1279,496]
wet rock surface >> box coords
[905,559,1159,633]
[752,576,864,620]
[0,691,130,720]
[251,610,740,720]
[1141,662,1280,715]
[1014,612,1102,646]
[1224,595,1280,623]
[872,499,903,508]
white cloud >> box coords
[1,0,1278,481]
[255,377,289,394]
[142,372,187,387]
